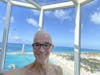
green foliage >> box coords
[81,58,100,73]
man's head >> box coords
[32,30,53,64]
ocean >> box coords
[0,43,100,53]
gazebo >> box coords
[0,0,93,75]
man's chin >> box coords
[37,59,48,64]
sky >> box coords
[0,0,100,50]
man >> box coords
[4,30,63,75]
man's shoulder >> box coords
[4,68,25,75]
[49,64,63,75]
[4,69,19,75]
[50,64,62,69]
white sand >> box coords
[50,53,100,75]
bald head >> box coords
[33,30,52,43]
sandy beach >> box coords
[51,52,100,75]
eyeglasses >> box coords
[32,42,53,50]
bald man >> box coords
[4,30,63,75]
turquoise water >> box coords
[0,43,100,53]
[4,54,35,70]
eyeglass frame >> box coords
[32,42,54,50]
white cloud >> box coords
[86,0,98,7]
[26,18,38,27]
[31,9,52,16]
[9,34,20,40]
[1,16,14,23]
[44,11,52,15]
[11,16,14,23]
[9,35,21,42]
[54,9,71,21]
[14,36,20,40]
[90,10,100,24]
[31,9,40,15]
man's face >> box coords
[32,34,53,64]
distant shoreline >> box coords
[6,51,100,55]
[0,43,100,52]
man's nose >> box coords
[39,46,45,52]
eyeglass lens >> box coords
[32,42,52,50]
